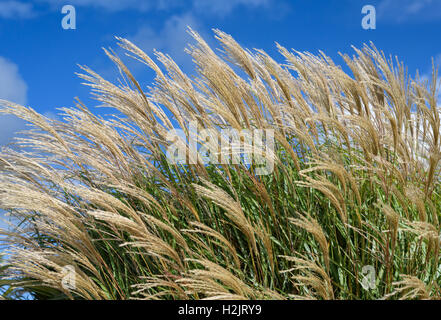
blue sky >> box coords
[0,0,441,148]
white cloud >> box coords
[0,114,27,146]
[3,0,275,19]
[0,0,176,19]
[41,0,271,15]
[193,0,270,16]
[420,54,441,104]
[39,0,182,12]
[128,13,200,69]
[0,1,35,19]
[378,0,441,22]
[0,57,28,145]
[0,57,27,105]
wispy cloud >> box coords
[123,1,276,71]
[4,0,279,20]
[419,54,441,108]
[0,57,27,105]
[378,0,441,23]
[0,0,183,20]
[0,114,27,146]
[0,1,35,19]
[38,0,182,12]
[0,57,28,145]
[41,0,271,14]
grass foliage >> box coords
[1,29,441,300]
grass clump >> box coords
[0,29,441,300]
